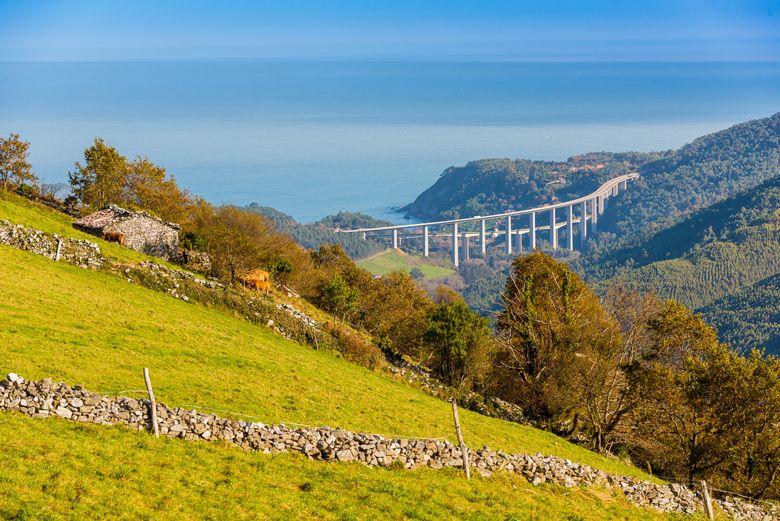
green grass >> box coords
[0,194,668,518]
[0,245,647,477]
[0,190,171,265]
[358,249,455,279]
[0,413,684,520]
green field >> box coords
[358,249,455,279]
[0,194,674,519]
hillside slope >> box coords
[583,173,780,308]
[0,196,676,519]
[699,272,780,355]
[404,113,779,245]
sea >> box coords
[1,60,778,223]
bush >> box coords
[324,321,385,370]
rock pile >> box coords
[276,303,320,329]
[4,374,776,518]
[0,221,104,269]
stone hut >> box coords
[73,205,180,260]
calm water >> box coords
[1,61,778,222]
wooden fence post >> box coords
[700,480,714,520]
[451,400,471,479]
[143,368,160,438]
[54,238,62,262]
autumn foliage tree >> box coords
[492,251,623,434]
[0,133,37,191]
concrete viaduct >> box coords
[336,173,638,267]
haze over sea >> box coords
[1,60,778,223]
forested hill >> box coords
[405,114,779,242]
[402,153,652,220]
[589,174,780,353]
[598,112,780,245]
[700,273,780,355]
[246,204,389,259]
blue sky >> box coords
[1,0,778,61]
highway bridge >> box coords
[336,173,639,267]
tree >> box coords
[424,298,493,387]
[627,301,732,484]
[0,133,36,191]
[127,157,190,224]
[319,275,359,321]
[492,251,622,434]
[68,138,130,209]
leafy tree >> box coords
[319,275,360,321]
[492,251,622,433]
[424,298,493,387]
[623,300,780,499]
[0,133,36,191]
[127,157,190,224]
[69,138,130,209]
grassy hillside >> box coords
[1,414,674,520]
[0,191,171,266]
[358,249,455,279]
[0,191,679,517]
[700,272,780,355]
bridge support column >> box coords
[591,197,599,232]
[530,212,537,250]
[361,232,366,240]
[517,231,523,253]
[506,216,513,255]
[452,222,459,267]
[480,219,486,256]
[620,180,628,191]
[599,194,605,215]
[393,229,398,249]
[580,201,588,246]
[464,234,470,261]
[550,208,557,250]
[613,184,619,196]
[423,226,429,257]
[567,205,575,251]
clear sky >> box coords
[0,0,778,61]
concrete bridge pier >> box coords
[516,231,523,253]
[620,180,628,191]
[362,232,366,240]
[452,222,459,267]
[567,205,575,251]
[464,234,470,261]
[550,208,558,250]
[599,194,606,215]
[580,201,588,245]
[393,229,399,249]
[530,212,537,250]
[480,219,487,256]
[423,226,429,257]
[506,216,513,255]
[591,197,599,232]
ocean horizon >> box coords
[2,60,778,223]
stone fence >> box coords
[2,373,776,520]
[0,220,103,269]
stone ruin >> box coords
[73,205,180,260]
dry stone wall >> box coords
[2,373,777,519]
[0,221,103,269]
